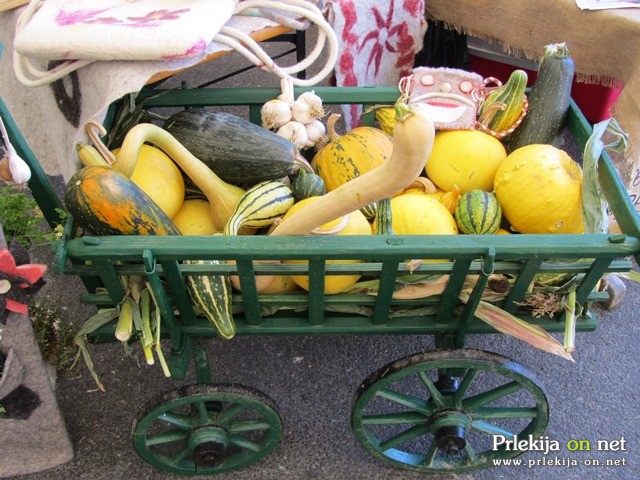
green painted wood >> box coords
[502,258,542,313]
[0,95,65,228]
[435,259,472,324]
[94,260,125,306]
[308,259,325,325]
[372,260,400,325]
[575,257,614,306]
[235,260,263,326]
[143,250,180,349]
[160,260,199,326]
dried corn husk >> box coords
[0,0,28,12]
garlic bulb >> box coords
[0,116,31,185]
[276,121,309,150]
[304,119,326,148]
[261,99,293,130]
[297,90,325,119]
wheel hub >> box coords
[429,410,471,456]
[188,426,230,467]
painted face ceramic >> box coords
[409,67,483,130]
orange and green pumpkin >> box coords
[311,114,392,192]
[64,165,180,236]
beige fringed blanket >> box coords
[427,0,640,200]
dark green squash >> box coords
[64,165,181,236]
[507,43,575,152]
[290,171,326,200]
[164,109,302,186]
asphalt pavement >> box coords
[8,32,640,480]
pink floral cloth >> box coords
[14,0,237,61]
[328,0,427,128]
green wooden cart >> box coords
[2,86,640,475]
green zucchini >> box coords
[507,43,575,152]
[223,180,295,235]
[184,259,235,339]
[478,69,528,134]
[164,109,305,186]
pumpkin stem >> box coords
[394,99,415,123]
[404,177,438,194]
[85,120,116,166]
[326,113,342,142]
[477,101,507,127]
[311,214,350,235]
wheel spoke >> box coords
[462,381,523,410]
[229,433,261,452]
[452,369,479,406]
[463,441,478,463]
[471,420,515,439]
[228,419,272,433]
[216,403,246,426]
[362,411,429,426]
[417,371,445,407]
[375,388,432,415]
[158,412,196,430]
[378,424,427,452]
[145,429,189,447]
[421,437,438,467]
[473,406,538,419]
[171,445,192,466]
[196,401,211,425]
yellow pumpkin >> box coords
[494,144,584,234]
[311,114,393,192]
[112,145,184,218]
[375,194,458,236]
[282,197,372,294]
[171,199,218,235]
[259,275,301,294]
[425,130,507,194]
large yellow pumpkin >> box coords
[375,194,458,235]
[494,144,584,234]
[311,115,392,192]
[171,199,217,235]
[112,145,184,218]
[425,130,507,194]
[282,197,371,294]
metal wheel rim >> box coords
[351,349,549,474]
[133,383,282,475]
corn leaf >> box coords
[469,298,574,362]
[582,117,628,234]
[75,308,119,391]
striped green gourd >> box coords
[373,197,394,235]
[184,259,235,339]
[291,170,326,200]
[478,69,528,133]
[360,202,378,220]
[223,180,295,235]
[454,190,502,234]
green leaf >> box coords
[582,118,629,234]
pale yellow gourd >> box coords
[271,100,436,236]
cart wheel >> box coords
[133,383,282,475]
[351,349,549,473]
